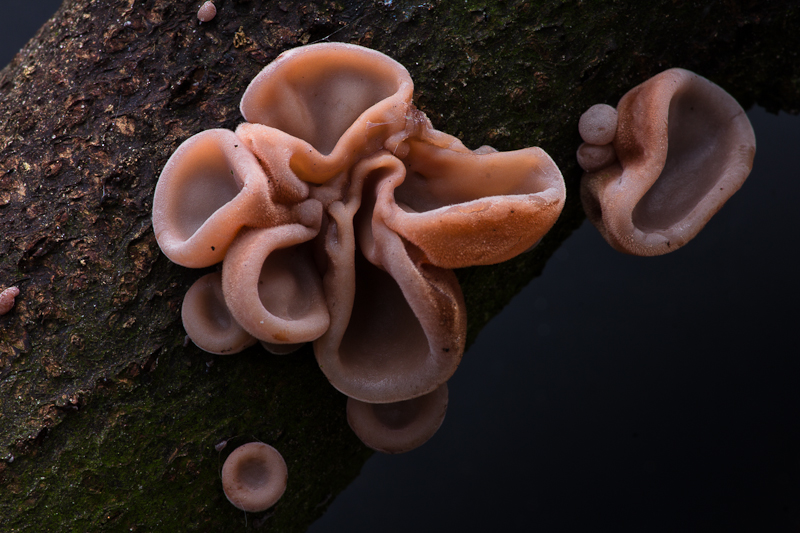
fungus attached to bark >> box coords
[0,286,20,315]
[180,273,256,354]
[221,442,288,512]
[153,42,566,406]
[578,68,756,256]
[197,1,216,22]
[346,383,449,454]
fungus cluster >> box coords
[153,43,566,454]
[578,68,756,256]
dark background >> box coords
[4,3,798,532]
[309,106,800,533]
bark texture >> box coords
[0,0,798,530]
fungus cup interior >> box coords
[631,83,747,231]
[398,140,552,209]
[176,155,238,239]
[240,44,411,156]
[159,134,241,240]
[346,383,449,454]
[338,252,429,381]
[580,68,755,256]
[221,442,288,513]
[256,244,321,321]
[152,129,274,268]
[181,272,255,355]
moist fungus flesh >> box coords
[181,273,257,354]
[221,442,288,512]
[347,383,449,454]
[197,1,216,22]
[153,42,566,410]
[578,68,755,256]
[0,286,20,316]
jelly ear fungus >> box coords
[579,68,756,256]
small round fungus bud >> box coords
[0,286,20,316]
[578,103,618,145]
[576,142,617,173]
[197,1,217,22]
[221,442,287,512]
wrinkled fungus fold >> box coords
[239,43,414,184]
[578,68,755,256]
[153,43,566,434]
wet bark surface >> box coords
[0,0,798,530]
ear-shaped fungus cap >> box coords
[153,129,293,268]
[221,442,288,512]
[221,223,330,345]
[181,273,256,354]
[239,42,414,184]
[386,127,566,268]
[580,68,756,256]
[347,383,449,454]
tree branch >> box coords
[1,0,798,530]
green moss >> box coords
[2,336,370,532]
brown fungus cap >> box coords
[221,442,288,512]
[346,383,449,454]
[580,68,755,256]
